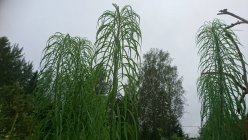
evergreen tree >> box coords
[0,36,36,92]
[0,36,37,139]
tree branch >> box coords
[226,21,247,29]
[217,9,248,28]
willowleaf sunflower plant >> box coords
[33,4,141,140]
[33,33,108,139]
[95,4,141,140]
[197,19,248,139]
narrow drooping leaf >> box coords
[95,4,142,140]
[197,19,247,140]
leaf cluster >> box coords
[33,4,142,140]
[197,19,247,139]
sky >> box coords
[0,0,248,137]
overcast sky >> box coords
[1,0,248,137]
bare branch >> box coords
[226,21,247,29]
[218,9,248,23]
[217,9,248,28]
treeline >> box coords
[0,4,185,140]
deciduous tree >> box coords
[138,48,184,140]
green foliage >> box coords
[197,19,247,139]
[0,37,36,92]
[0,4,188,140]
[33,4,142,140]
[0,37,36,139]
[138,48,184,140]
[0,83,35,139]
[33,33,109,139]
[95,4,141,140]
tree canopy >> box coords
[0,37,36,92]
[138,48,184,140]
[0,36,37,139]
